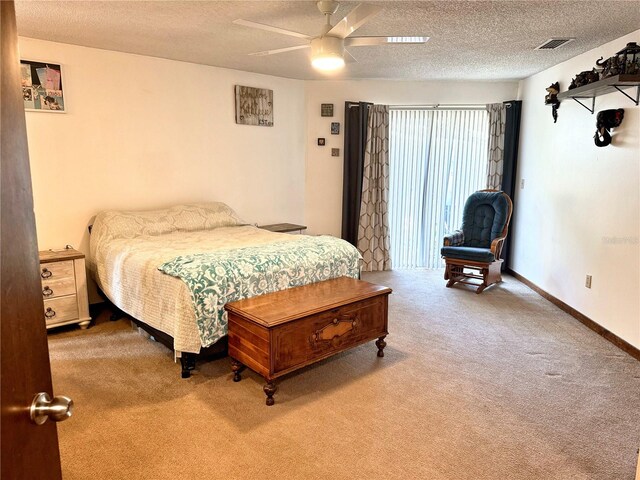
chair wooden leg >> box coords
[445,263,463,287]
[476,261,503,293]
[486,261,503,285]
[476,272,488,294]
[444,259,504,293]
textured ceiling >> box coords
[14,1,640,81]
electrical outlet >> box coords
[520,179,525,189]
[585,275,592,289]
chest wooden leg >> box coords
[230,358,245,382]
[376,335,387,357]
[263,381,277,406]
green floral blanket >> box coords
[158,236,361,347]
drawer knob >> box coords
[42,286,54,297]
[41,268,52,279]
[44,307,56,319]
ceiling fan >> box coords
[233,1,429,72]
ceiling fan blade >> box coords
[327,4,383,39]
[248,44,310,57]
[233,19,311,40]
[345,36,430,47]
[344,49,358,63]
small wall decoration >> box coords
[331,122,340,134]
[544,82,560,123]
[595,56,623,79]
[235,85,273,126]
[20,60,65,112]
[594,109,624,147]
[331,148,340,156]
[613,42,640,75]
[593,43,640,80]
[568,69,599,90]
[317,138,326,146]
[321,103,334,117]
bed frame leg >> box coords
[109,306,124,321]
[180,353,196,379]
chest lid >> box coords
[225,276,391,327]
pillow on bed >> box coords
[91,202,246,241]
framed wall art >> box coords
[332,148,340,156]
[321,103,334,117]
[235,85,273,126]
[317,138,326,146]
[331,122,340,134]
[20,60,65,112]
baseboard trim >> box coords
[507,269,640,362]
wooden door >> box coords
[1,1,64,478]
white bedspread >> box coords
[91,224,305,353]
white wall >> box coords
[304,80,519,236]
[19,37,306,256]
[513,30,640,349]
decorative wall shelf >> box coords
[557,74,640,114]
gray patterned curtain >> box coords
[486,103,506,189]
[357,105,391,272]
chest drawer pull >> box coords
[41,268,52,279]
[43,286,54,297]
[45,307,56,319]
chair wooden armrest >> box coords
[490,237,507,260]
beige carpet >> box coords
[48,270,640,480]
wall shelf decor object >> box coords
[20,60,65,112]
[544,82,560,123]
[557,74,640,114]
[235,85,273,126]
[321,103,334,117]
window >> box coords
[389,108,489,268]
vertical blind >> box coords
[389,108,489,268]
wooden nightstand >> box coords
[39,247,91,330]
[259,223,307,234]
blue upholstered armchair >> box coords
[441,190,513,293]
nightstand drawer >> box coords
[44,296,79,325]
[40,260,74,282]
[41,274,76,299]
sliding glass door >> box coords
[389,108,489,268]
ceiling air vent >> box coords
[535,38,575,50]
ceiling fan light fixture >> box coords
[311,36,345,71]
[312,54,345,71]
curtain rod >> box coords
[348,103,512,110]
[390,103,511,110]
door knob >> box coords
[30,392,73,425]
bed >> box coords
[88,202,362,377]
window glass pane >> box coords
[389,109,489,268]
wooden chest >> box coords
[39,248,91,330]
[225,276,391,405]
